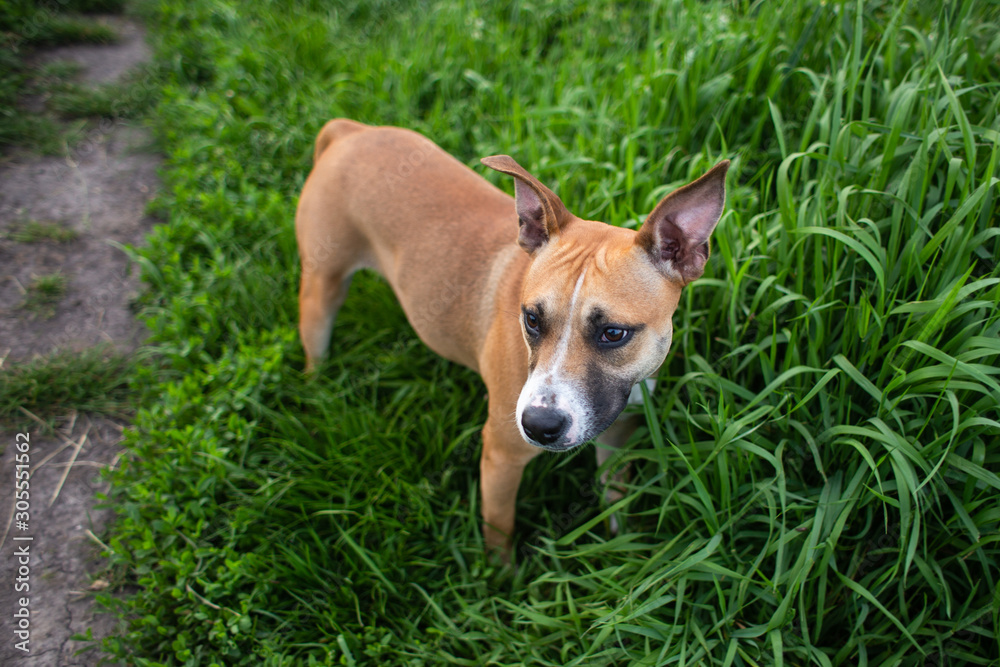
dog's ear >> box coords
[481,155,569,254]
[635,160,729,284]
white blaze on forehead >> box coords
[547,268,587,376]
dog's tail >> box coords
[313,118,368,164]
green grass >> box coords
[0,345,137,423]
[7,220,80,243]
[21,271,68,316]
[99,0,999,664]
[21,15,119,47]
[0,33,62,151]
[49,66,159,119]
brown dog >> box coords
[296,119,728,558]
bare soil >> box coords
[0,16,158,666]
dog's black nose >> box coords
[521,407,568,446]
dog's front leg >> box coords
[593,378,656,533]
[594,412,642,535]
[480,416,538,562]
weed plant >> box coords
[0,345,136,421]
[22,271,67,317]
[102,0,999,664]
[7,220,80,243]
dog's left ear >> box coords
[481,155,569,254]
[635,160,729,284]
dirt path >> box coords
[0,16,158,666]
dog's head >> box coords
[482,155,729,451]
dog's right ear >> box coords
[481,155,569,253]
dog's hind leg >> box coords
[298,265,353,372]
[296,195,373,372]
[297,119,375,372]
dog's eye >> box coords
[602,327,626,342]
[524,310,541,335]
[598,327,630,347]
